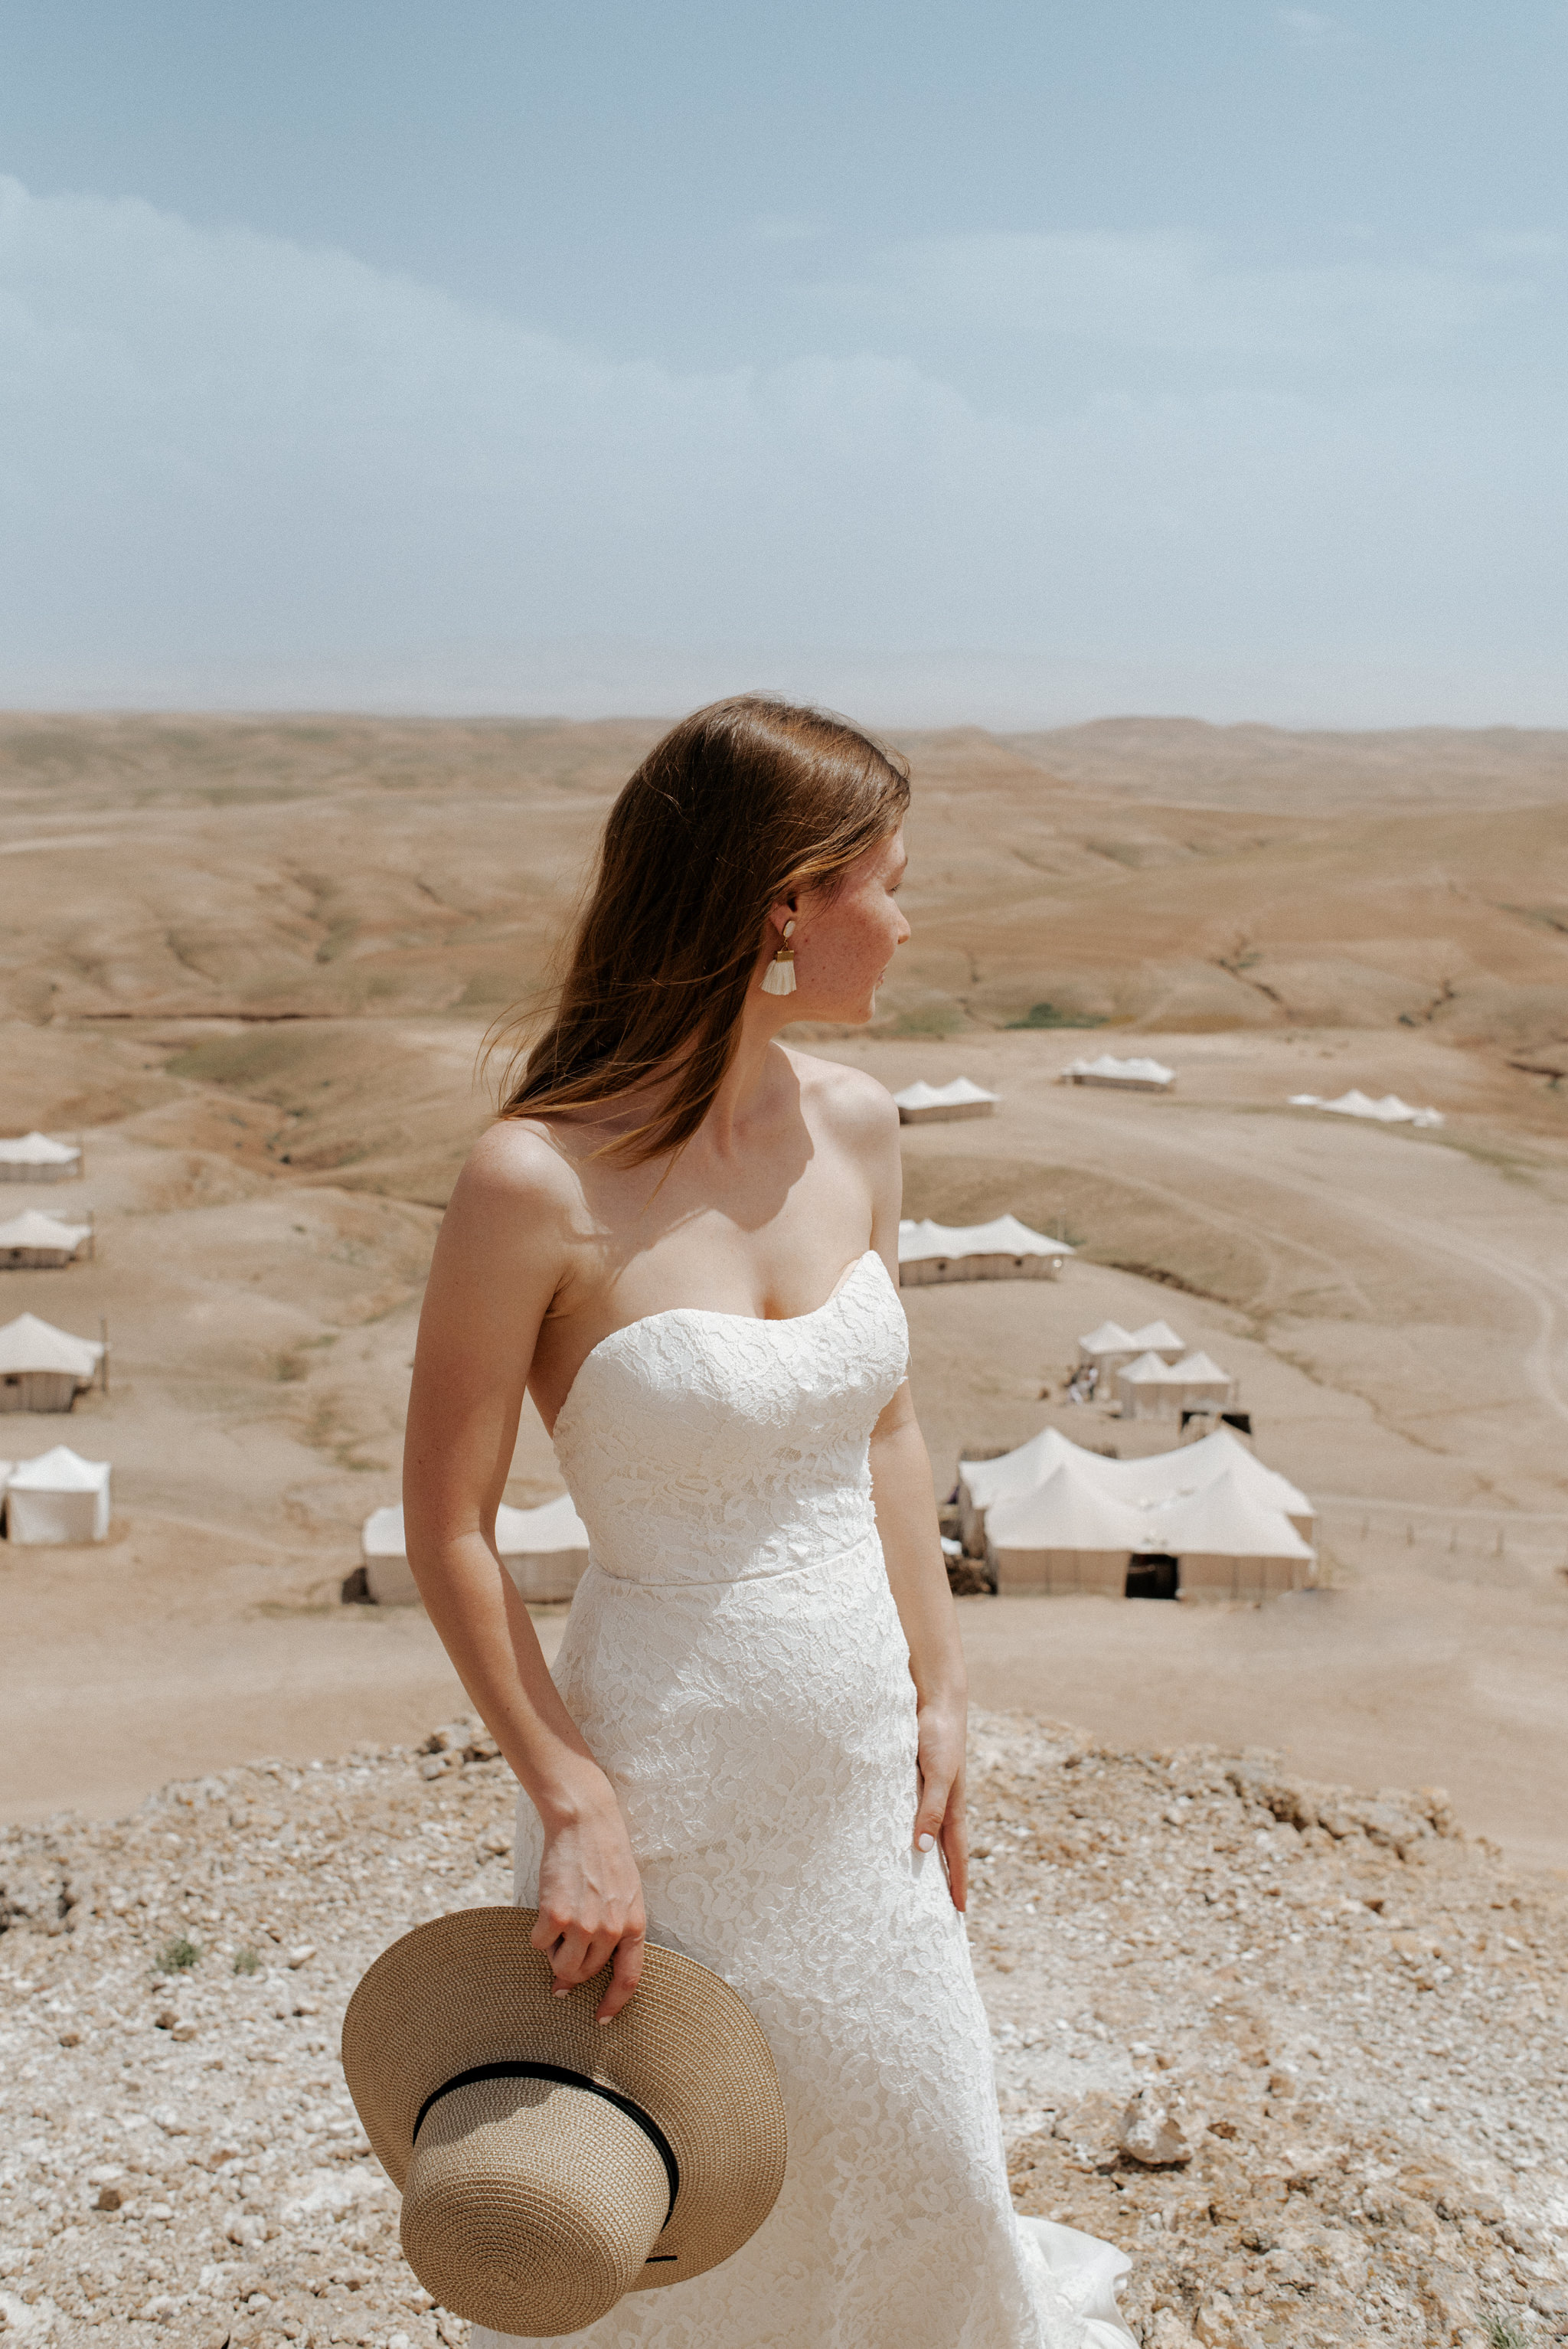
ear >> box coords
[766,892,799,935]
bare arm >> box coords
[870,1394,969,1911]
[402,1125,645,2018]
[859,1083,969,1913]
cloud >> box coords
[1277,8,1356,50]
[808,228,1548,364]
[0,178,1563,724]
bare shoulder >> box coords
[446,1116,584,1242]
[785,1049,899,1146]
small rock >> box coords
[57,2029,80,2047]
[95,2185,124,2211]
[422,1721,470,1755]
[1118,2086,1204,2166]
[286,1944,315,1969]
[1145,2315,1200,2349]
[172,2021,200,2041]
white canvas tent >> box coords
[1116,1428,1314,1539]
[360,1503,416,1602]
[497,1495,592,1602]
[897,1214,1073,1287]
[5,1445,111,1543]
[1114,1350,1178,1420]
[962,1424,1314,1599]
[962,1422,1308,1528]
[361,1494,591,1607]
[0,1313,105,1412]
[1165,1351,1235,1412]
[1076,1321,1138,1373]
[1289,1090,1443,1129]
[985,1459,1145,1595]
[1125,1320,1184,1362]
[892,1076,998,1125]
[956,1425,1076,1548]
[1142,1467,1313,1601]
[0,1209,93,1268]
[1116,1347,1234,1420]
[0,1132,82,1183]
[1063,1054,1174,1092]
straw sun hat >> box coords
[342,1906,787,2338]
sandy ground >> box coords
[5,1028,1568,1869]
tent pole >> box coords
[100,1317,109,1396]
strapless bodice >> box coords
[549,1250,907,1586]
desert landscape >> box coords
[3,711,1568,2346]
[2,713,1567,1857]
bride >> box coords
[403,697,1134,2347]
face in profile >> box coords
[782,826,910,1025]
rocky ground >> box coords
[1,1714,1564,2349]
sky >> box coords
[0,2,1564,725]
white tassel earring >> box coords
[760,919,797,996]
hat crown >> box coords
[402,2076,670,2336]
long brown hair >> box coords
[492,695,910,1165]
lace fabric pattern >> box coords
[474,1253,1134,2348]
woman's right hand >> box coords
[531,1782,647,2023]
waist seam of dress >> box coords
[583,1524,883,1592]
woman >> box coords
[403,697,1134,2347]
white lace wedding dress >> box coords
[475,1250,1134,2348]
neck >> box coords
[701,988,795,1158]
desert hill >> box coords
[3,714,1567,1080]
[1003,717,1568,816]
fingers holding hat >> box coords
[596,1920,646,2024]
[531,1797,648,2007]
[530,1897,648,2013]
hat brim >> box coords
[342,1907,786,2292]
